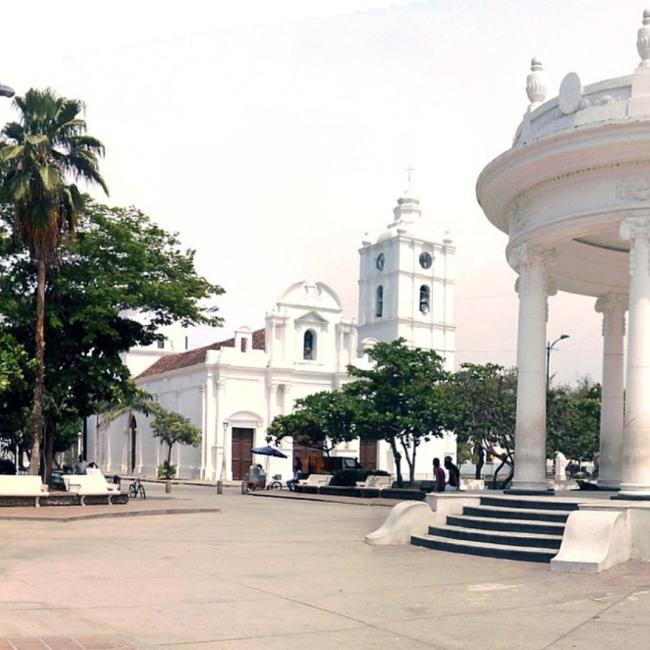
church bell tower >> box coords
[356,178,456,369]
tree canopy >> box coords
[346,339,448,485]
[0,201,223,476]
[547,378,600,462]
[0,333,26,395]
[149,403,201,469]
[267,390,359,455]
[440,363,517,488]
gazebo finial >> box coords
[637,9,650,66]
[526,57,546,106]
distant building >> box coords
[86,186,456,480]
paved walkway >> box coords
[1,483,650,648]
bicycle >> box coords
[128,478,146,499]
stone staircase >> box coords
[411,495,579,563]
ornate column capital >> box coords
[595,293,628,337]
[595,293,628,315]
[619,216,650,241]
[510,242,556,303]
[507,242,556,272]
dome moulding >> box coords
[477,14,650,297]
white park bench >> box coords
[0,475,49,507]
[356,475,392,489]
[62,473,120,505]
[297,474,332,487]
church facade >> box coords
[85,188,457,481]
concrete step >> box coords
[480,496,580,512]
[411,533,557,563]
[428,524,562,550]
[446,514,566,536]
[462,505,572,523]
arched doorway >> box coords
[129,414,137,473]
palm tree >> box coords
[0,88,108,476]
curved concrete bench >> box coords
[365,501,433,545]
[551,509,630,573]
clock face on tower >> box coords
[376,253,385,271]
[419,251,432,269]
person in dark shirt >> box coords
[433,457,446,492]
[474,443,485,480]
[445,456,460,490]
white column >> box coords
[203,371,218,480]
[268,383,278,425]
[508,243,555,492]
[595,293,627,489]
[620,217,650,495]
[215,378,227,481]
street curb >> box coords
[247,491,396,507]
[0,507,221,523]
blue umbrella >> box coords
[251,445,288,459]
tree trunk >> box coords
[503,460,515,489]
[399,436,416,484]
[44,422,55,484]
[491,457,506,489]
[29,257,47,477]
[492,454,514,489]
[167,442,173,465]
[389,437,403,486]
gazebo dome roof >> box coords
[514,73,635,148]
[476,10,650,298]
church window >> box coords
[303,330,316,360]
[419,285,430,314]
[240,337,248,352]
[376,285,384,318]
[157,339,165,349]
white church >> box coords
[85,186,457,482]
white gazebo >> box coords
[477,10,650,497]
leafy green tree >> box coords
[267,390,359,456]
[0,88,108,473]
[0,201,223,477]
[440,363,517,488]
[149,403,201,475]
[0,333,26,394]
[346,339,448,486]
[547,378,600,463]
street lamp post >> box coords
[546,334,570,390]
[217,421,228,494]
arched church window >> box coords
[304,330,316,360]
[419,285,430,314]
[376,285,384,318]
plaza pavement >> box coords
[1,484,650,649]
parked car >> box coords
[323,456,361,473]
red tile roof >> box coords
[137,328,266,379]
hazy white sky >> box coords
[2,0,646,384]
